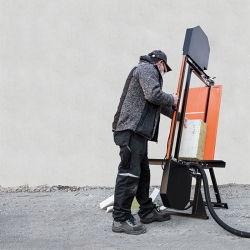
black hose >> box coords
[187,162,250,238]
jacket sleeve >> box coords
[161,105,181,121]
[137,64,174,106]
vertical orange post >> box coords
[165,55,186,159]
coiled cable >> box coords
[187,162,250,238]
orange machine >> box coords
[149,26,228,219]
[148,27,250,237]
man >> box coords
[112,50,179,235]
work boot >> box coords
[140,206,170,224]
[112,216,146,235]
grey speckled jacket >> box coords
[112,56,176,142]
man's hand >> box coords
[171,94,179,107]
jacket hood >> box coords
[139,55,154,64]
[139,55,162,81]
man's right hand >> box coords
[171,94,179,107]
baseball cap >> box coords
[148,50,172,72]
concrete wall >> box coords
[0,0,250,187]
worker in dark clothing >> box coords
[112,50,180,235]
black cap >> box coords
[148,50,172,72]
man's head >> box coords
[148,50,172,75]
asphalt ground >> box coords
[0,184,250,250]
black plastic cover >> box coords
[183,26,210,70]
[160,159,192,210]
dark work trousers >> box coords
[113,130,155,222]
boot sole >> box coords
[112,226,146,235]
[140,216,170,224]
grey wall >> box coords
[0,0,250,187]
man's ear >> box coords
[155,60,161,66]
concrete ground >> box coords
[0,184,250,250]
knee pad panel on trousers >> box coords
[119,146,131,169]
